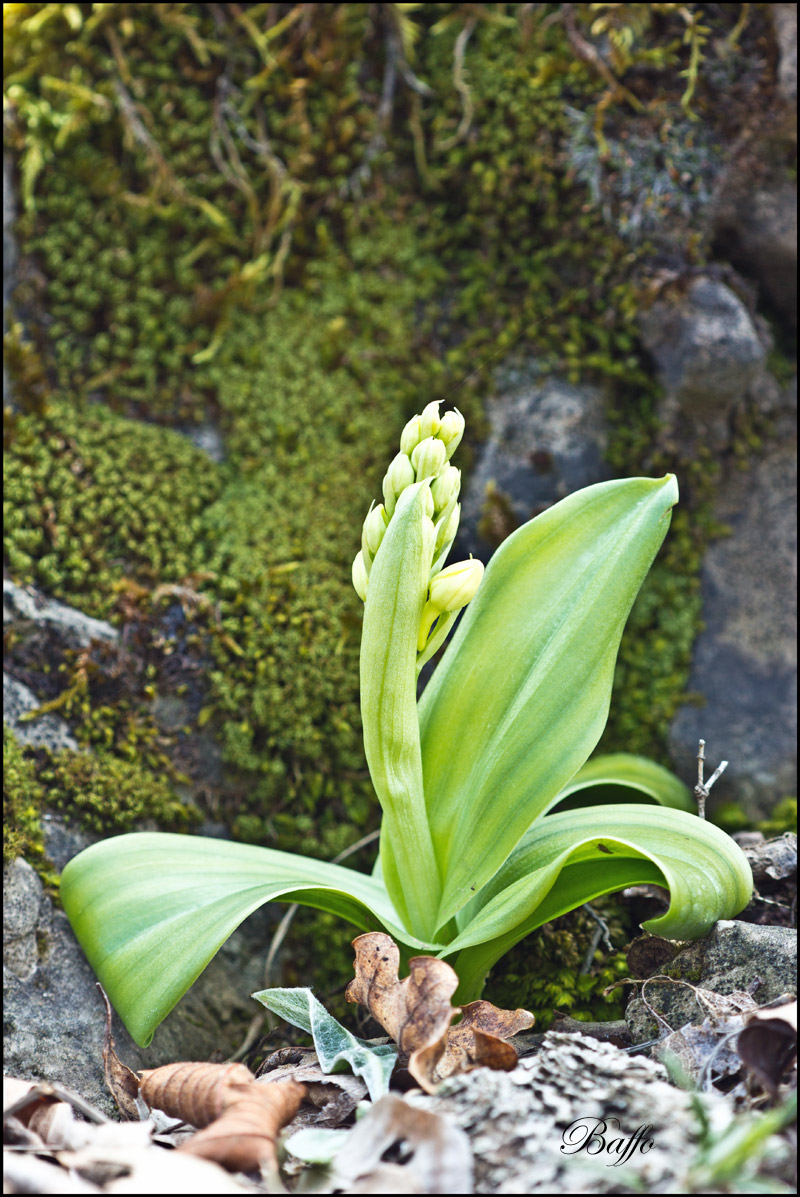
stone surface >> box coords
[3,858,45,983]
[3,820,282,1116]
[3,671,79,751]
[459,363,610,559]
[720,182,797,328]
[180,421,226,463]
[404,1031,783,1193]
[625,921,798,1044]
[772,3,798,103]
[668,438,797,816]
[639,277,766,445]
[3,578,118,648]
[710,123,797,329]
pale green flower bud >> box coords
[422,513,437,563]
[362,502,388,559]
[399,415,422,456]
[382,452,416,516]
[438,408,465,460]
[352,550,369,601]
[418,400,441,440]
[431,465,461,516]
[417,556,483,652]
[411,436,447,481]
[434,500,460,558]
[429,557,484,612]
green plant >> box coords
[60,403,752,1046]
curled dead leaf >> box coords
[139,1061,304,1172]
[737,998,798,1096]
[98,983,141,1120]
[345,932,460,1055]
[345,933,533,1093]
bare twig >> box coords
[580,903,615,974]
[435,18,476,154]
[695,739,728,820]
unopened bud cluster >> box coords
[353,402,482,657]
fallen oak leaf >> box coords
[345,933,533,1093]
[434,1000,535,1079]
[139,1061,304,1172]
[345,932,459,1055]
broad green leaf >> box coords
[361,482,441,939]
[419,475,679,929]
[60,832,441,1047]
[550,752,694,812]
[253,986,396,1102]
[443,804,753,1001]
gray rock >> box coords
[626,921,797,1044]
[460,363,610,558]
[3,672,79,751]
[726,183,797,328]
[3,833,282,1115]
[712,167,797,330]
[639,277,766,445]
[3,579,118,648]
[668,440,797,816]
[3,857,44,940]
[404,1031,782,1193]
[180,421,226,463]
[4,858,46,982]
[772,3,798,103]
[150,692,192,734]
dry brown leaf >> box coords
[434,1000,535,1077]
[327,1093,473,1195]
[139,1061,253,1127]
[98,984,142,1120]
[3,1078,102,1152]
[346,932,460,1054]
[139,1061,304,1172]
[257,1053,367,1133]
[737,999,798,1096]
[345,932,534,1093]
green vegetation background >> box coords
[5,2,789,1027]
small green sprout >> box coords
[61,403,752,1047]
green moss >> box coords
[37,748,199,835]
[4,722,197,867]
[4,400,222,619]
[487,898,632,1029]
[3,724,47,868]
[757,798,798,837]
[713,801,753,836]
